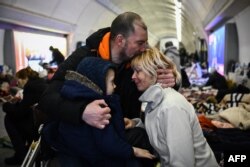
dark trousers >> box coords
[57,127,156,167]
[58,152,142,167]
[4,114,34,158]
[126,127,158,167]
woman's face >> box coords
[17,78,28,88]
[132,65,156,91]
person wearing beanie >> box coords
[57,57,155,167]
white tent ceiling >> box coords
[0,0,250,53]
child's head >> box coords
[131,47,181,91]
[76,57,116,95]
[105,69,116,95]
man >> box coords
[39,12,176,166]
[49,46,65,66]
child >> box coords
[59,57,154,167]
[130,47,219,167]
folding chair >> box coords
[21,124,46,167]
[21,104,54,167]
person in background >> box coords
[247,62,250,79]
[2,67,48,165]
[38,62,49,79]
[58,57,154,166]
[47,68,56,81]
[205,68,229,102]
[38,62,57,82]
[0,82,23,103]
[164,41,180,72]
[49,46,65,66]
[126,47,218,167]
[39,12,176,167]
[164,41,191,88]
[0,81,10,98]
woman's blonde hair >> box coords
[131,47,181,84]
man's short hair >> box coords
[110,12,147,40]
[165,41,173,48]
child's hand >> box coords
[124,117,135,129]
[133,147,156,159]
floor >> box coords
[0,105,60,167]
[0,105,19,167]
[0,146,18,167]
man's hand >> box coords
[124,117,135,129]
[133,147,155,159]
[82,99,111,129]
[156,69,176,88]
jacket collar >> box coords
[139,84,164,112]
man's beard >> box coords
[119,45,131,63]
[120,45,142,63]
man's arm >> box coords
[39,47,111,128]
[156,68,180,90]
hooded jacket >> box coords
[58,57,133,166]
[39,27,142,124]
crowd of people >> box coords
[0,12,220,167]
[0,47,59,165]
[1,67,48,165]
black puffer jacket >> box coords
[39,27,142,125]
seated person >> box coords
[205,69,228,90]
[126,47,219,167]
[2,67,48,165]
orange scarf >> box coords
[98,32,110,60]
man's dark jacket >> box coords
[39,27,142,125]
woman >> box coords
[2,67,48,165]
[129,47,218,167]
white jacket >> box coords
[139,84,219,167]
